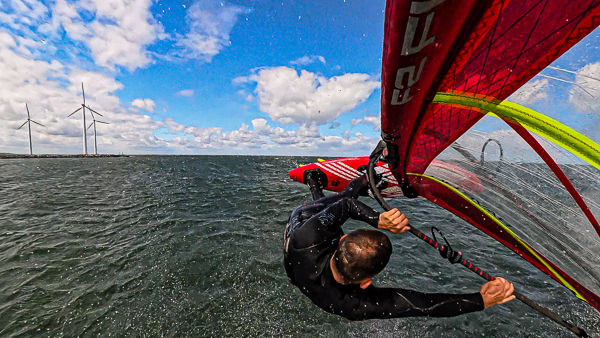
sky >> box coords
[0,0,599,156]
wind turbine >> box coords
[17,103,44,155]
[87,111,109,155]
[68,83,102,155]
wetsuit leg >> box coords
[305,172,326,201]
[310,187,325,201]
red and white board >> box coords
[289,156,484,198]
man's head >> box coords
[332,228,392,287]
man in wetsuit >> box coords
[284,174,515,320]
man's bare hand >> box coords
[378,208,409,234]
[480,277,515,309]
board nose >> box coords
[288,166,304,183]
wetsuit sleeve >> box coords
[324,197,380,229]
[290,197,380,250]
[337,287,485,320]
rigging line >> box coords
[379,142,583,291]
[537,74,596,97]
[545,77,600,120]
[366,141,591,337]
[547,65,600,83]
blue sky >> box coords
[0,0,599,156]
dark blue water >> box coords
[0,156,597,337]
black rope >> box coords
[431,227,462,264]
[366,141,590,338]
[480,138,504,175]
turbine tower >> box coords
[68,83,101,155]
[17,103,44,155]
[87,111,109,155]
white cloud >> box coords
[0,2,379,156]
[232,74,250,85]
[241,66,379,125]
[162,117,185,133]
[175,89,195,97]
[236,89,253,101]
[290,55,326,66]
[130,98,156,113]
[1,0,249,72]
[0,32,167,154]
[0,31,376,156]
[0,1,52,36]
[168,117,377,155]
[351,114,381,131]
[567,62,600,112]
[50,0,163,71]
[508,78,549,106]
[173,1,246,61]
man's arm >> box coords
[321,197,381,228]
[331,278,515,320]
[317,199,410,233]
[334,287,484,320]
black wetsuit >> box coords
[284,177,484,321]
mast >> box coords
[93,120,97,155]
[26,104,32,155]
[82,83,88,155]
[28,120,32,155]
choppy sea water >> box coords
[0,156,598,337]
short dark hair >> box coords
[333,228,392,283]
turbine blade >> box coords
[17,121,28,130]
[87,122,94,130]
[31,120,45,127]
[82,82,86,105]
[96,121,109,124]
[68,106,82,117]
[86,106,103,116]
[26,103,30,119]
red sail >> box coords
[382,0,600,178]
[381,0,600,311]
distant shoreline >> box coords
[0,154,129,159]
